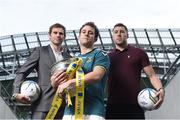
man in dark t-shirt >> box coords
[106,23,165,119]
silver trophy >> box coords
[51,58,80,98]
[51,58,79,75]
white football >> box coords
[20,80,41,102]
[137,88,158,111]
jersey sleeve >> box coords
[94,49,110,72]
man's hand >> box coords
[15,93,31,104]
[154,88,165,109]
[51,70,68,89]
[57,79,75,95]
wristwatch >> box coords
[11,93,18,102]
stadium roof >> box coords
[0,28,180,84]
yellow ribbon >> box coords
[45,93,63,120]
[65,58,83,106]
[75,67,84,120]
[45,58,84,120]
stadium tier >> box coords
[0,28,180,119]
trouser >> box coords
[105,103,145,119]
[32,104,65,119]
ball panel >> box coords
[20,80,41,102]
[137,88,158,111]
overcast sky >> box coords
[0,0,180,36]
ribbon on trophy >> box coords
[75,66,84,120]
[45,58,84,120]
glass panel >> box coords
[0,37,13,52]
[171,30,180,44]
[137,38,149,44]
[12,35,27,50]
[65,31,79,46]
[65,39,78,46]
[149,38,161,45]
[66,31,76,39]
[159,31,174,45]
[128,37,136,44]
[13,35,25,44]
[2,46,13,52]
[128,30,136,44]
[147,30,161,45]
[15,43,27,50]
[28,42,39,49]
[0,37,12,46]
[41,41,50,46]
[38,33,49,43]
[26,34,38,42]
[99,30,113,44]
[134,30,149,44]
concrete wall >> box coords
[0,97,17,119]
[145,71,180,119]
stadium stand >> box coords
[0,28,180,119]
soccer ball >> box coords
[137,88,158,111]
[20,80,41,102]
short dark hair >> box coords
[79,22,99,41]
[113,23,128,32]
[48,23,66,37]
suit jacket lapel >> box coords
[47,45,56,65]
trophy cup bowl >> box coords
[51,57,79,75]
[51,58,80,97]
[51,58,79,97]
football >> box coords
[20,80,41,102]
[137,88,158,111]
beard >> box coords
[80,41,94,48]
[115,39,127,47]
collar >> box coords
[114,44,131,52]
[80,48,95,55]
[50,44,63,54]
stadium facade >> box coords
[0,28,180,119]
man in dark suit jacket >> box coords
[12,23,71,119]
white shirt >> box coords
[50,44,63,62]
